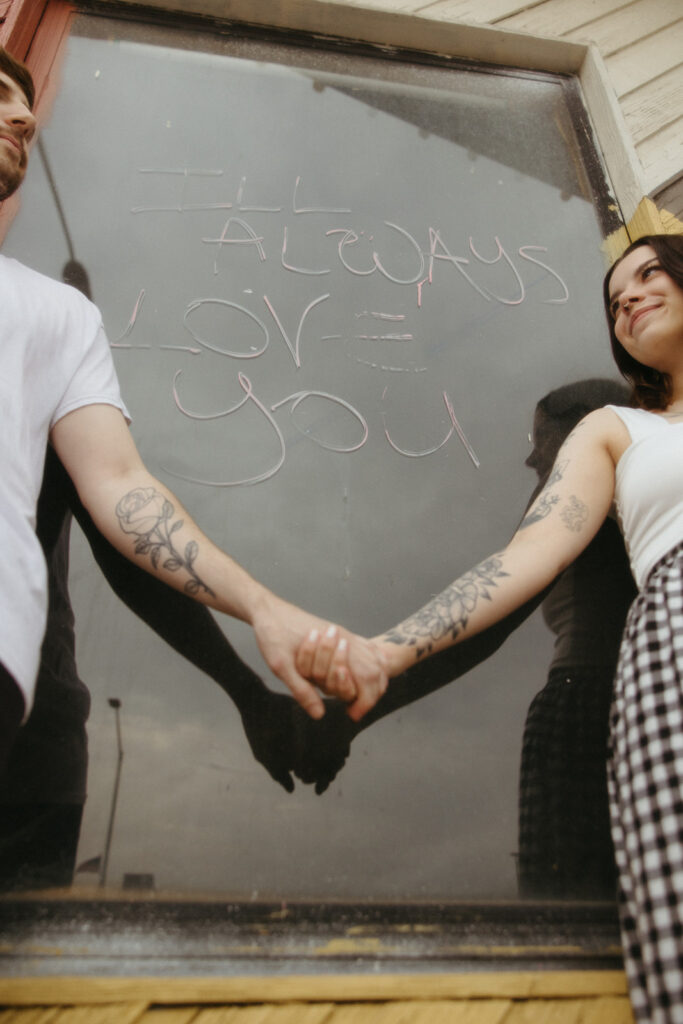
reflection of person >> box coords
[0,449,323,890]
[517,380,635,899]
[301,233,683,1021]
[0,47,386,776]
[295,383,635,905]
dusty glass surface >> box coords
[2,13,627,903]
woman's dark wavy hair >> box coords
[603,233,683,410]
[0,47,34,110]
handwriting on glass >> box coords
[120,173,570,486]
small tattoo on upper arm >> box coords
[560,495,588,533]
[520,492,560,529]
[116,486,216,598]
[546,459,568,488]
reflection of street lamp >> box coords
[99,698,124,889]
[37,138,92,299]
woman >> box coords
[298,233,683,1023]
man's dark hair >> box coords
[0,46,35,110]
[603,233,683,410]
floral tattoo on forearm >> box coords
[383,556,508,658]
[116,487,216,598]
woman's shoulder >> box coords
[577,405,631,433]
[577,406,634,464]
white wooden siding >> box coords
[490,0,683,197]
[315,0,683,203]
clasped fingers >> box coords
[296,627,388,719]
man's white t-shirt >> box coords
[0,255,128,712]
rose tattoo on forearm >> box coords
[116,487,215,598]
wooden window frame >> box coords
[0,0,669,983]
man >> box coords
[0,47,387,771]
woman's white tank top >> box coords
[607,404,683,588]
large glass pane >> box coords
[2,12,626,906]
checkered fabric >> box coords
[608,541,683,1023]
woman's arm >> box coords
[297,408,621,719]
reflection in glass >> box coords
[1,15,621,900]
[517,380,636,899]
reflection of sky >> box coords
[4,21,617,898]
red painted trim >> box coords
[26,1,74,116]
[0,0,50,61]
[0,0,74,113]
[0,0,74,240]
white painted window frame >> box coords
[99,0,646,223]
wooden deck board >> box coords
[0,1012,61,1024]
[0,972,630,1006]
[410,999,511,1022]
[0,1000,637,1024]
[0,972,637,1024]
[51,1007,150,1024]
[133,1011,198,1024]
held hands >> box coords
[249,591,388,720]
[296,626,392,721]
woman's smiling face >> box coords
[608,244,683,376]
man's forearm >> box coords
[104,474,263,621]
[50,403,387,717]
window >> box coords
[1,6,626,971]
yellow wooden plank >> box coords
[222,1010,302,1024]
[0,1012,60,1023]
[659,206,683,234]
[332,1005,421,1024]
[0,973,631,1007]
[186,1009,242,1024]
[52,1007,149,1024]
[581,995,635,1023]
[320,1008,386,1024]
[498,0,629,35]
[605,20,683,97]
[625,196,667,239]
[409,999,512,1022]
[621,67,683,144]
[135,1011,198,1024]
[564,0,681,56]
[218,1009,277,1024]
[502,1001,586,1023]
[195,1008,287,1024]
[244,1004,336,1024]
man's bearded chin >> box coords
[0,160,25,201]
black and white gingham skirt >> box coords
[608,541,683,1023]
